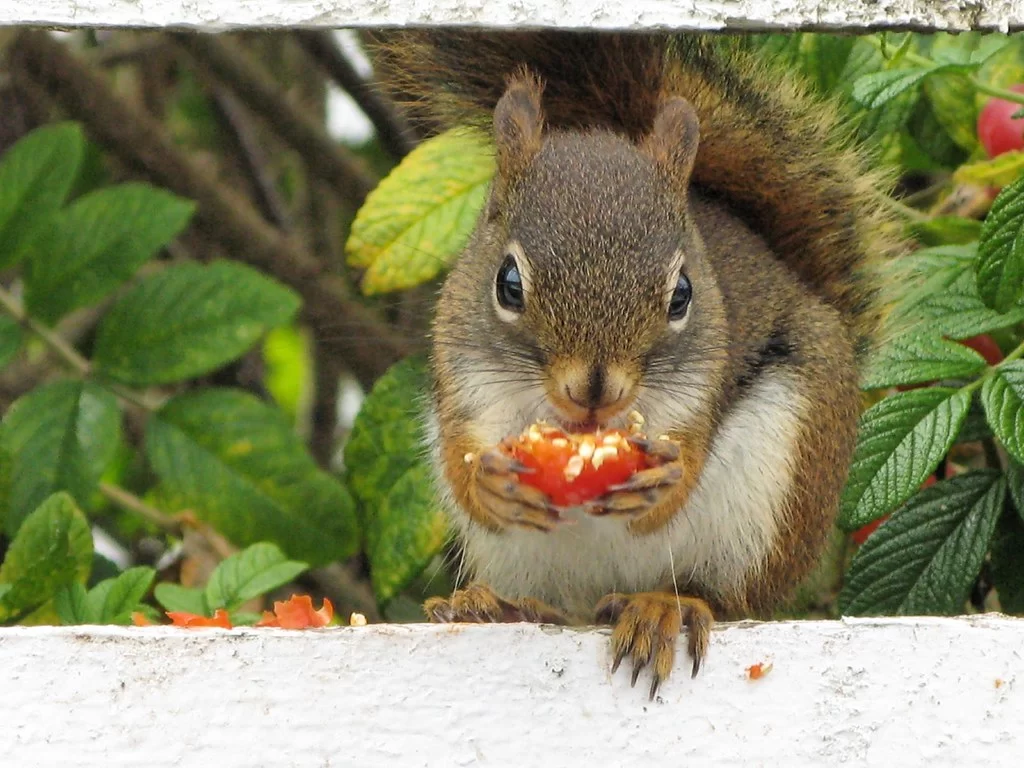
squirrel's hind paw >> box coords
[424,583,568,625]
[595,591,713,699]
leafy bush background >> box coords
[0,29,1022,627]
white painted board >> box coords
[1,616,1020,766]
[0,0,1021,32]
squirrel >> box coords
[370,31,901,697]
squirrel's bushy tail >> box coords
[372,31,899,353]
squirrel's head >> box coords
[433,72,728,441]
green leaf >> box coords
[204,542,307,611]
[54,582,90,624]
[0,380,121,536]
[0,315,22,369]
[839,471,1005,615]
[0,123,85,269]
[0,492,92,621]
[153,583,207,614]
[954,151,1024,188]
[904,270,1024,339]
[910,216,983,247]
[92,261,300,386]
[839,386,972,530]
[982,361,1024,463]
[1009,459,1024,523]
[346,128,494,295]
[989,508,1024,614]
[23,184,195,324]
[852,63,976,109]
[145,388,358,566]
[86,566,156,624]
[861,334,987,391]
[797,34,855,93]
[344,357,430,510]
[367,463,448,604]
[977,174,1024,313]
[344,357,444,604]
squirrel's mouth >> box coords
[555,417,601,434]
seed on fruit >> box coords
[578,437,596,460]
[552,437,570,449]
[564,455,585,481]
[592,445,618,469]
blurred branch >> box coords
[294,30,418,161]
[208,86,293,230]
[9,30,412,389]
[100,482,180,533]
[170,32,377,207]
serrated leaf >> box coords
[839,471,1005,615]
[954,151,1024,188]
[989,509,1024,614]
[1009,460,1024,522]
[0,379,121,536]
[852,63,976,109]
[346,128,494,295]
[905,270,1024,339]
[982,361,1024,463]
[367,463,448,604]
[861,334,987,390]
[204,543,307,610]
[85,566,156,624]
[977,174,1024,313]
[145,388,358,566]
[153,583,207,614]
[93,261,300,386]
[344,357,430,510]
[0,123,85,269]
[839,386,972,530]
[54,582,90,624]
[0,492,92,621]
[23,184,195,324]
[0,315,22,369]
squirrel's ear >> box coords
[643,97,700,191]
[493,72,545,185]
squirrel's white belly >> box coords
[436,374,806,619]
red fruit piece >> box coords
[504,423,650,507]
[978,84,1024,158]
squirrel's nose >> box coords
[563,364,631,411]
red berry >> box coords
[959,334,1003,366]
[506,424,649,507]
[978,84,1024,158]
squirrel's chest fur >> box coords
[427,372,806,619]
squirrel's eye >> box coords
[668,272,692,321]
[496,255,525,312]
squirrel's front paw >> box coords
[424,583,568,624]
[595,591,713,699]
[472,447,563,532]
[584,436,683,518]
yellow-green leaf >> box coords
[953,151,1024,188]
[346,128,494,295]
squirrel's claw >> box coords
[475,447,562,531]
[595,592,713,699]
[627,436,681,462]
[586,463,684,517]
[424,583,568,625]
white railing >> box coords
[1,618,1021,765]
[0,0,1021,31]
